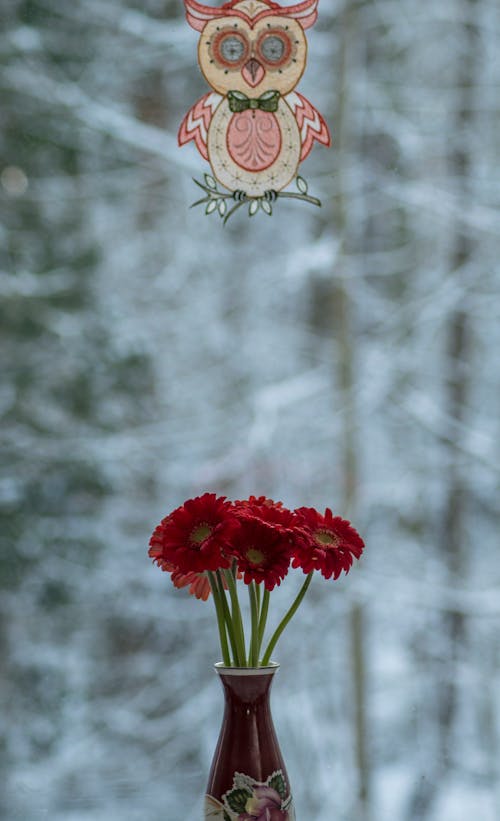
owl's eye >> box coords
[257,31,292,67]
[260,35,285,62]
[219,34,246,64]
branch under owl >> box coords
[191,175,321,224]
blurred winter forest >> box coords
[1,0,500,818]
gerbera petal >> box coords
[171,569,212,601]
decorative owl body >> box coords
[179,0,331,213]
[207,95,301,196]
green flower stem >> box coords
[248,581,260,667]
[255,581,261,614]
[261,572,314,666]
[207,571,230,667]
[257,587,270,658]
[223,568,246,667]
[216,570,239,666]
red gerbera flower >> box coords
[234,496,301,537]
[148,493,238,574]
[234,496,291,527]
[234,496,313,555]
[234,495,284,511]
[231,516,293,591]
[292,507,364,580]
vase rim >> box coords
[214,661,279,676]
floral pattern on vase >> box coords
[205,770,295,821]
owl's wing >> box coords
[178,92,223,161]
[286,92,331,162]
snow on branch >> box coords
[382,176,500,237]
[398,390,500,474]
[45,0,189,49]
[2,66,198,172]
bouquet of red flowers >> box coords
[149,493,364,667]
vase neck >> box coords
[218,669,276,705]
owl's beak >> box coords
[242,58,265,88]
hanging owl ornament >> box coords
[179,0,331,221]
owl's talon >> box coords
[263,189,278,202]
[233,190,248,202]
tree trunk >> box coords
[331,2,370,817]
[406,1,478,816]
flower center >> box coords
[315,528,340,547]
[246,547,265,565]
[190,522,213,546]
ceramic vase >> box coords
[204,662,295,820]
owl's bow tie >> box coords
[227,90,281,113]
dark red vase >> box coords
[204,663,295,820]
